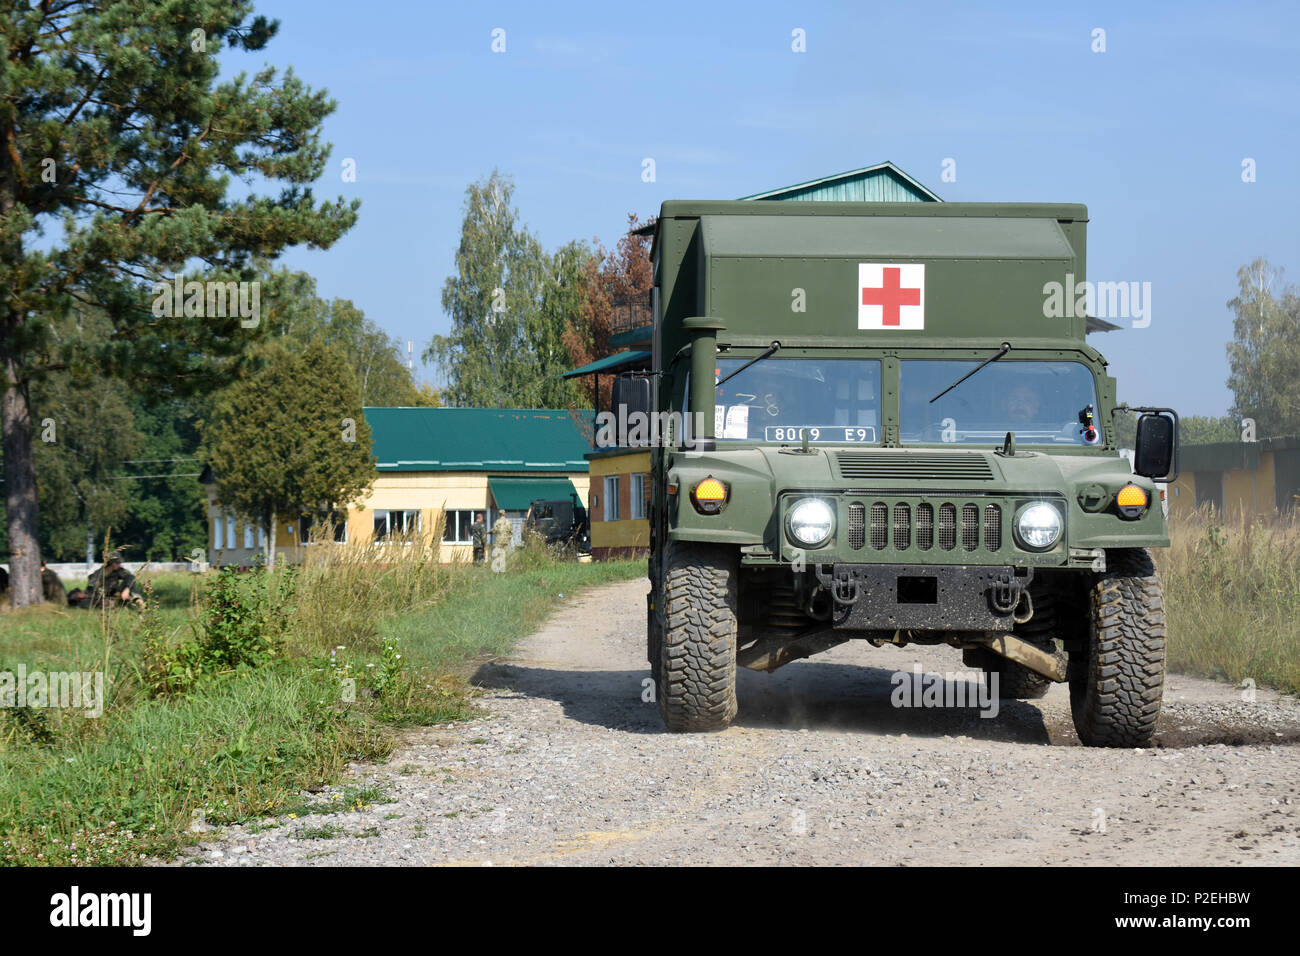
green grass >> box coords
[280,784,394,817]
[295,823,344,840]
[0,664,393,864]
[0,572,196,672]
[0,551,646,865]
[382,559,646,672]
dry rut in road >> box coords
[186,579,1300,866]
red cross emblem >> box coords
[858,263,925,330]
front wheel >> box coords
[656,540,738,732]
[1069,548,1166,747]
[967,582,1059,700]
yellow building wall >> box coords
[1168,453,1277,522]
[205,487,302,566]
[1169,474,1196,521]
[589,451,651,553]
[1218,453,1275,518]
[1258,452,1276,515]
[205,470,590,565]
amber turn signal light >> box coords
[1116,483,1148,518]
[690,477,729,514]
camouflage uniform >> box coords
[492,514,514,548]
[87,558,142,609]
[41,564,67,605]
[470,518,487,564]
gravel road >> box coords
[180,578,1300,866]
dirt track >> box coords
[187,578,1300,866]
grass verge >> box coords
[1158,508,1300,696]
[0,542,645,865]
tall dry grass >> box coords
[1158,506,1300,694]
[291,514,467,656]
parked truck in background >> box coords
[524,495,590,555]
[625,200,1178,747]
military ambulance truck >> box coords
[630,200,1178,747]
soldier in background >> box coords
[492,512,514,550]
[41,561,67,605]
[470,513,487,565]
[86,553,144,609]
[491,512,514,571]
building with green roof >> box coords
[203,406,592,565]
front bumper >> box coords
[814,563,1033,632]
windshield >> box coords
[901,360,1101,445]
[707,357,882,443]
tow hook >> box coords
[814,565,860,605]
[831,568,859,605]
[989,568,1033,619]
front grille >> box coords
[840,497,1010,556]
[917,503,934,550]
[836,452,996,481]
[962,503,980,551]
[984,503,1002,550]
[848,503,865,550]
[938,503,957,551]
[869,502,888,550]
[893,503,911,549]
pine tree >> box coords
[0,1,358,604]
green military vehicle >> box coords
[524,495,591,555]
[632,200,1177,747]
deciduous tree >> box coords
[426,171,585,408]
[200,341,374,569]
[562,214,654,409]
[1227,259,1300,438]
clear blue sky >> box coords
[251,0,1299,417]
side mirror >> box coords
[1134,412,1177,481]
[611,372,652,447]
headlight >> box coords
[787,498,834,547]
[1016,502,1063,550]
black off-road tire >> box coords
[965,647,1051,700]
[964,584,1057,700]
[1069,548,1166,747]
[985,655,1052,700]
[657,540,738,732]
[998,583,1060,699]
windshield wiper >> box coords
[929,341,1012,404]
[716,340,781,388]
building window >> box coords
[374,509,422,541]
[225,515,235,550]
[630,473,647,520]
[244,523,255,549]
[213,513,224,550]
[604,476,620,522]
[441,510,479,545]
[301,512,348,544]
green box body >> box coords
[647,200,1168,628]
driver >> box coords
[1002,385,1040,424]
